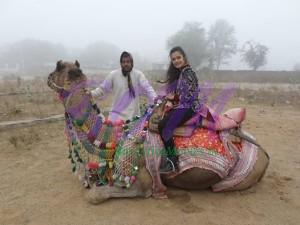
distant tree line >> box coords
[167,19,269,71]
[0,39,67,73]
[0,19,282,74]
[0,39,122,73]
[0,39,153,74]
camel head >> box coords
[47,60,87,93]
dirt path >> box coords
[0,103,299,225]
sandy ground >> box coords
[0,101,299,225]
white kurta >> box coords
[91,68,157,121]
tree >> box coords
[208,19,237,70]
[79,41,120,69]
[0,39,67,73]
[240,41,269,71]
[167,22,208,68]
[294,63,300,71]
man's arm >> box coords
[91,72,113,98]
[138,72,157,104]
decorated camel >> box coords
[47,60,269,204]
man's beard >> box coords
[121,66,133,76]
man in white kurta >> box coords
[91,52,157,121]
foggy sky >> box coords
[0,0,299,70]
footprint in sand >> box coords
[168,191,205,214]
[266,171,293,202]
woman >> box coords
[158,46,202,172]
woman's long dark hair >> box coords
[160,46,188,92]
[120,51,135,98]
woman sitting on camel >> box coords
[158,46,203,173]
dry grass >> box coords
[1,73,300,123]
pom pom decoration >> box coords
[98,159,107,167]
[124,176,130,184]
[110,142,116,149]
[104,142,116,149]
[86,162,99,170]
[133,115,140,121]
[130,176,136,183]
[99,142,106,149]
[114,119,125,126]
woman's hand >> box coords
[154,96,163,104]
[164,100,174,112]
[161,100,174,119]
[166,92,175,101]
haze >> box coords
[0,0,299,70]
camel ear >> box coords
[75,60,80,68]
[56,60,64,71]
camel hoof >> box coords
[152,192,168,199]
[85,187,109,205]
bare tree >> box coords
[208,19,237,70]
[240,41,269,71]
[294,63,300,71]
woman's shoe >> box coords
[159,157,178,173]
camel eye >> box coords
[68,68,82,81]
[57,64,65,72]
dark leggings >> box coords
[158,108,195,158]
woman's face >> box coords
[170,51,186,69]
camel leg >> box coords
[86,167,152,204]
[144,154,167,199]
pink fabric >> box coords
[182,106,245,130]
[224,108,246,123]
[212,136,258,192]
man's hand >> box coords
[85,89,92,97]
[99,113,105,122]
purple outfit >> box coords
[158,65,203,166]
[175,66,202,112]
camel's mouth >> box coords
[47,60,86,93]
[47,70,63,92]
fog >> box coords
[0,0,299,71]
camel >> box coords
[47,60,269,204]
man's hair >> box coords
[120,51,135,98]
[120,51,134,66]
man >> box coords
[91,51,157,121]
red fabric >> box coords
[233,141,243,152]
[174,128,226,155]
